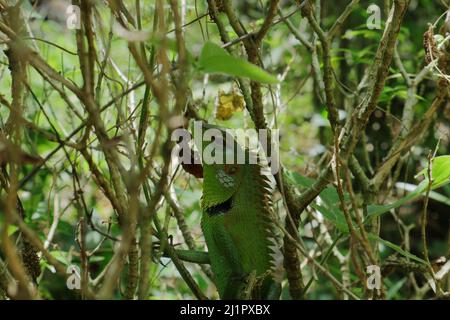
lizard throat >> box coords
[205,198,233,217]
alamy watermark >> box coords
[66,265,81,290]
[171,121,280,174]
[66,5,81,30]
[366,265,381,291]
[367,4,382,30]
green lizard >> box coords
[190,122,282,300]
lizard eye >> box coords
[224,164,238,175]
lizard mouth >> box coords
[205,197,233,216]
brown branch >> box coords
[255,0,280,43]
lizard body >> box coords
[195,123,281,299]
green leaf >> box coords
[198,42,279,84]
[369,234,427,265]
[342,28,382,41]
[7,225,18,236]
[285,171,315,188]
[387,277,407,299]
[310,203,349,233]
[367,155,450,220]
[428,189,450,206]
[366,181,427,220]
[415,155,450,189]
[50,250,69,265]
[89,256,106,263]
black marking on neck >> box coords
[206,198,233,216]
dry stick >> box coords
[97,214,137,299]
[73,1,135,299]
[2,3,144,193]
[421,151,435,267]
[334,138,380,297]
[79,148,123,218]
[0,256,15,297]
[134,137,173,297]
[310,36,326,104]
[77,1,128,216]
[128,0,188,299]
[372,28,446,189]
[285,0,358,297]
[70,163,91,299]
[354,1,446,297]
[340,0,410,161]
[19,80,146,189]
[169,0,189,117]
[165,188,214,280]
[136,70,156,300]
[0,7,36,298]
[300,0,408,297]
[278,1,339,298]
[337,149,375,265]
[420,147,446,296]
[277,7,312,51]
[124,5,167,300]
[302,3,339,132]
[298,8,358,293]
[107,0,136,27]
[32,67,85,121]
[123,169,141,300]
[371,66,431,189]
[334,137,376,266]
[255,0,280,43]
[336,1,410,235]
[28,83,98,298]
[302,233,344,295]
[344,168,374,264]
[221,8,299,49]
[276,220,360,300]
[127,51,168,160]
[340,0,409,284]
[349,236,367,291]
[0,198,35,299]
[22,37,78,55]
[0,21,83,97]
[137,177,157,299]
[1,0,138,299]
[371,95,446,189]
[328,0,361,39]
[167,245,208,300]
[124,239,140,299]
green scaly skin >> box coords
[196,123,281,300]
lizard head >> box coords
[195,122,246,215]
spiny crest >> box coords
[249,158,283,280]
